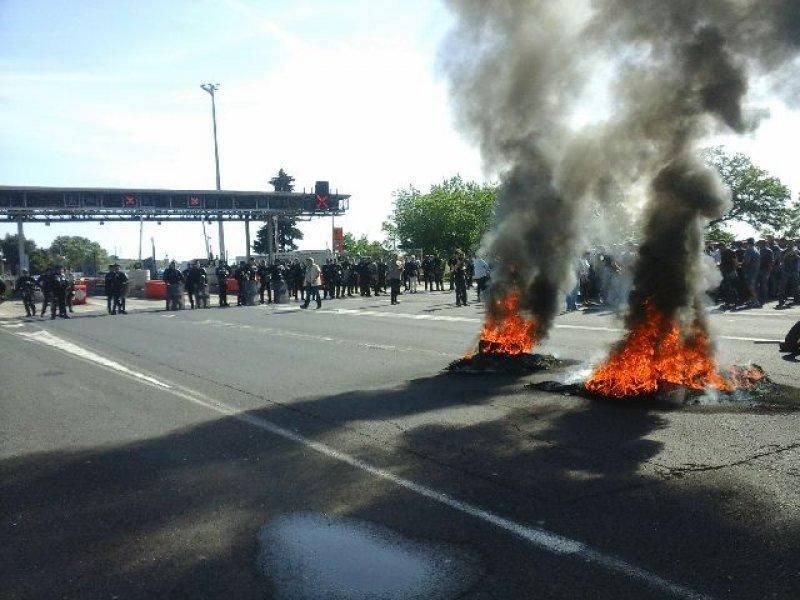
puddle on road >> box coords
[257,513,479,599]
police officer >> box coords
[195,262,210,308]
[215,261,231,307]
[257,259,271,304]
[39,268,54,317]
[163,261,184,310]
[321,259,334,300]
[186,261,207,309]
[234,261,247,306]
[105,265,116,314]
[110,264,129,314]
[453,250,468,307]
[64,267,76,313]
[50,266,70,319]
[183,264,195,309]
[15,270,38,317]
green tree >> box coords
[702,147,792,231]
[254,168,304,252]
[342,233,384,257]
[389,176,498,255]
[48,236,109,273]
[269,168,295,192]
[29,248,53,274]
[785,200,800,238]
[705,226,736,245]
[1,234,37,274]
[252,217,304,254]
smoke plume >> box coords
[441,0,800,337]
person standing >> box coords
[187,262,207,309]
[110,264,129,314]
[406,255,420,293]
[163,261,184,310]
[756,240,773,307]
[257,260,271,304]
[104,266,116,314]
[16,270,37,317]
[49,266,70,320]
[234,261,247,306]
[434,255,445,291]
[742,238,760,308]
[39,268,54,317]
[215,261,231,307]
[301,257,322,309]
[368,258,381,296]
[64,267,76,314]
[472,255,490,302]
[718,244,739,310]
[777,242,800,308]
[322,258,334,300]
[452,250,468,306]
[387,254,403,305]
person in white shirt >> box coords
[472,255,490,301]
[301,257,322,309]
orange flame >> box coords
[476,291,537,355]
[585,301,762,398]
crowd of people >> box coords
[152,251,484,312]
[4,237,799,320]
[708,237,800,310]
[12,266,77,319]
[566,237,800,312]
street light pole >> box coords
[200,83,225,262]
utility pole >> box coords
[200,83,225,262]
[17,219,28,274]
[138,216,144,264]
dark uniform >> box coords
[163,263,184,310]
[110,268,129,314]
[234,262,247,306]
[15,273,37,317]
[39,269,54,317]
[322,260,334,300]
[105,268,116,314]
[50,268,70,319]
[453,255,468,307]
[215,263,231,307]
[183,267,195,309]
[257,262,271,304]
[64,269,76,313]
[186,264,207,309]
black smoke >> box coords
[441,0,800,338]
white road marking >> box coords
[12,327,710,600]
[719,335,781,343]
[555,324,621,333]
[309,309,783,344]
[197,318,452,356]
[15,330,171,388]
[322,307,480,323]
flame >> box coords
[585,301,762,398]
[476,291,537,355]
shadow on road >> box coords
[2,373,799,599]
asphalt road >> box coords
[1,290,799,599]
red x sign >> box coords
[123,195,137,206]
[189,196,201,207]
[315,194,329,210]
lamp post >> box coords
[200,83,226,262]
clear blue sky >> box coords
[1,1,797,261]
